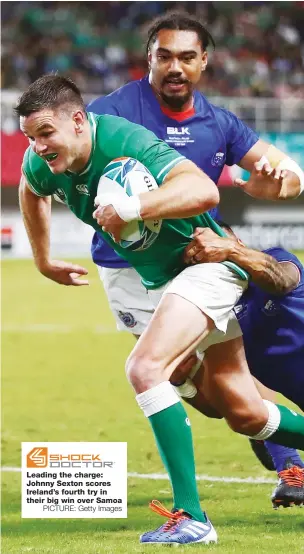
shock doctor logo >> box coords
[27,447,48,468]
[26,447,114,468]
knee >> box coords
[225,403,268,436]
[125,351,163,393]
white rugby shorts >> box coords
[98,263,246,347]
[148,263,246,347]
[97,266,154,334]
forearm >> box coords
[228,242,291,294]
[19,179,51,270]
[139,169,219,219]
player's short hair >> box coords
[15,74,85,117]
[146,12,215,54]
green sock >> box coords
[149,401,206,522]
[268,404,304,450]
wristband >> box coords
[277,157,304,195]
[94,193,142,222]
[112,195,142,222]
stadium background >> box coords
[2,2,304,553]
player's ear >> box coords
[201,51,208,72]
[147,50,152,70]
[73,111,85,134]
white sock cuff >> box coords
[251,400,281,440]
[136,381,180,418]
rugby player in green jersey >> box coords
[17,75,304,545]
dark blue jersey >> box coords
[234,248,304,410]
[88,77,259,268]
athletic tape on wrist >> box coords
[277,157,304,195]
[94,193,142,222]
[112,195,142,222]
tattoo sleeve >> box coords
[228,244,299,295]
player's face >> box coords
[20,109,86,174]
[148,29,207,110]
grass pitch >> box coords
[2,256,304,553]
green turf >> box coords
[2,256,304,553]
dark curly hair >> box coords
[146,12,215,54]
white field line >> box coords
[2,324,116,333]
[1,467,277,484]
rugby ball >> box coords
[97,157,162,251]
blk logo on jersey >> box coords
[211,151,225,167]
[167,127,190,135]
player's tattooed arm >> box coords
[229,246,300,295]
[184,227,300,295]
[19,174,89,286]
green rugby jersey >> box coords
[22,112,248,288]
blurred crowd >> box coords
[2,1,304,98]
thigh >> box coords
[135,263,247,377]
[202,337,267,420]
[132,292,215,378]
[98,266,154,334]
[150,263,247,334]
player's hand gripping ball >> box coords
[94,158,162,250]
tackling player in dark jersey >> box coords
[181,227,304,508]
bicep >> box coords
[279,261,301,292]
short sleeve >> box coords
[219,108,259,166]
[264,247,304,280]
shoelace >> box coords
[278,466,304,487]
[149,499,189,532]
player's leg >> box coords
[251,378,304,471]
[248,381,276,470]
[173,354,304,508]
[127,293,216,521]
[97,266,154,338]
[254,376,304,507]
[186,338,304,449]
[126,264,247,544]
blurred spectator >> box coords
[1,1,304,98]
